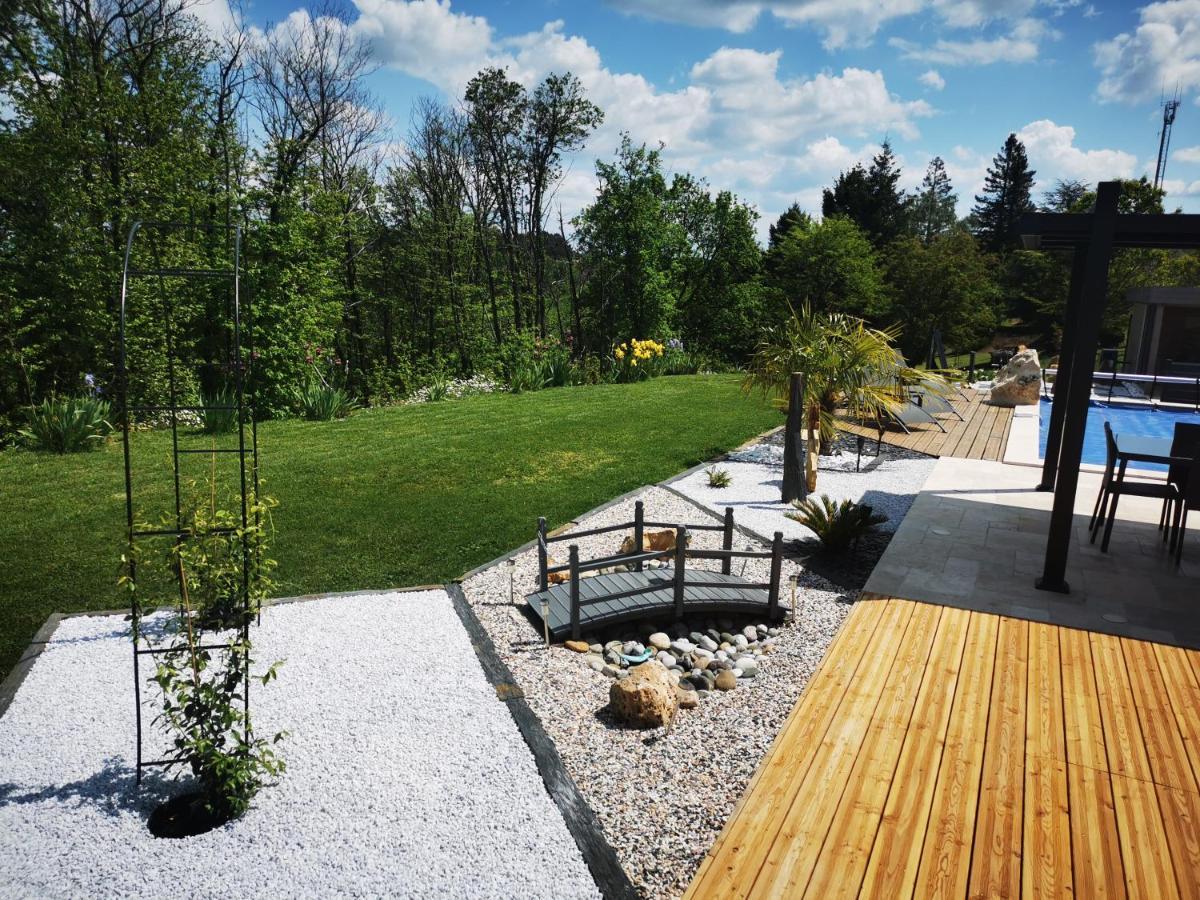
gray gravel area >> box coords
[670,431,937,541]
[0,591,600,900]
[459,486,854,899]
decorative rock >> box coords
[768,627,781,636]
[670,638,696,654]
[656,650,676,668]
[648,632,671,651]
[698,635,718,652]
[602,664,620,678]
[988,347,1041,406]
[706,629,721,643]
[715,650,728,661]
[689,632,704,644]
[733,635,749,649]
[565,640,589,653]
[715,670,738,691]
[605,640,624,653]
[604,649,622,665]
[676,688,699,709]
[622,641,645,656]
[720,632,736,645]
[756,624,769,637]
[589,643,603,654]
[736,658,759,677]
[585,655,605,672]
[609,661,679,728]
[742,625,758,641]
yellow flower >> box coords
[614,347,625,360]
[630,358,638,366]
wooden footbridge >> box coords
[528,501,786,640]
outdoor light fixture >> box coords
[855,435,866,472]
[740,544,754,577]
[507,557,516,606]
[790,573,799,625]
[540,596,551,653]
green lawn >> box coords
[0,375,778,679]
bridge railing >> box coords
[539,509,785,640]
[537,499,738,591]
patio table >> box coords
[1113,433,1175,466]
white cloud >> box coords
[188,0,238,35]
[891,18,1055,66]
[1160,177,1200,195]
[351,0,493,89]
[1016,119,1140,184]
[919,69,946,90]
[1093,0,1200,104]
[1175,145,1200,163]
[931,0,1037,28]
[607,0,924,49]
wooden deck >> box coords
[685,593,1200,899]
[526,568,785,640]
[838,390,1014,460]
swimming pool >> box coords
[1038,397,1200,470]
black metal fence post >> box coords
[768,531,783,618]
[569,544,581,640]
[967,351,976,383]
[537,517,548,591]
[721,508,734,575]
[782,372,806,503]
[634,500,645,572]
[673,527,687,621]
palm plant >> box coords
[745,303,943,488]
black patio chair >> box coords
[1091,421,1176,552]
[1165,423,1200,565]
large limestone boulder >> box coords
[609,661,678,728]
[988,348,1042,406]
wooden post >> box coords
[721,507,734,575]
[537,517,548,592]
[673,527,687,622]
[569,544,580,640]
[634,500,645,572]
[767,531,783,619]
[782,372,806,504]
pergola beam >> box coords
[1035,181,1120,593]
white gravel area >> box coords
[0,591,599,900]
[460,486,855,899]
[670,431,937,542]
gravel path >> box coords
[460,486,854,899]
[0,591,599,900]
[669,431,937,541]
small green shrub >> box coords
[787,494,887,554]
[542,345,571,388]
[199,389,239,434]
[508,361,547,394]
[20,395,112,453]
[293,382,355,420]
[425,373,452,402]
[705,466,732,488]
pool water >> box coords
[1038,398,1200,470]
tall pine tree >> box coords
[972,133,1036,252]
[911,157,957,244]
[821,140,908,248]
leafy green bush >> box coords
[613,338,664,383]
[199,389,239,434]
[705,466,732,488]
[425,373,451,402]
[293,381,355,420]
[127,490,285,825]
[542,345,571,388]
[20,395,112,453]
[787,494,887,553]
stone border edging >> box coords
[443,582,639,900]
[0,613,63,719]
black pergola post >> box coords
[1036,182,1120,593]
[1038,250,1089,492]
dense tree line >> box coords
[2,0,1197,433]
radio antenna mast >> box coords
[1154,88,1181,191]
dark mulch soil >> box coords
[789,530,894,592]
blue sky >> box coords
[200,0,1200,237]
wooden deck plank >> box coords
[855,606,972,900]
[1023,622,1072,900]
[1060,626,1127,899]
[748,600,937,898]
[911,612,999,900]
[967,616,1029,900]
[800,604,948,900]
[1092,632,1180,899]
[1153,644,1200,793]
[684,597,897,899]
